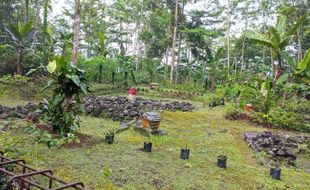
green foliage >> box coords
[295,48,310,83]
[224,103,241,120]
[216,84,241,101]
[245,14,307,75]
[98,32,107,56]
[4,21,35,74]
[0,135,22,158]
[5,21,34,43]
[0,74,28,84]
[240,84,276,113]
[268,98,310,132]
[245,14,307,56]
[80,56,112,82]
[139,9,171,58]
[41,56,90,136]
[25,124,79,148]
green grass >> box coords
[0,99,310,189]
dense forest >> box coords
[0,0,309,85]
[0,0,309,189]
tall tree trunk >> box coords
[175,32,182,84]
[124,71,128,80]
[131,71,136,84]
[270,48,274,79]
[120,22,125,56]
[16,46,22,75]
[72,0,81,66]
[210,63,216,91]
[33,0,41,50]
[241,38,245,70]
[25,0,29,23]
[175,1,185,85]
[98,63,103,83]
[262,46,265,68]
[112,71,115,84]
[241,1,248,70]
[164,48,169,82]
[297,28,302,62]
[275,55,283,81]
[262,7,267,72]
[226,0,231,68]
[170,0,179,84]
[43,0,48,42]
[234,48,238,76]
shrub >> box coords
[79,56,117,83]
[268,98,310,132]
[216,84,242,101]
[41,56,90,136]
[224,103,241,120]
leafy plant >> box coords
[245,14,307,81]
[4,21,34,75]
[205,46,225,90]
[295,48,310,83]
[41,56,90,136]
[224,103,241,120]
[25,124,80,148]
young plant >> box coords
[41,56,90,136]
[217,153,227,169]
[105,131,115,144]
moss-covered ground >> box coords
[0,97,309,190]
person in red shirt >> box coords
[128,86,137,102]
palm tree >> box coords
[4,21,34,75]
[245,14,307,81]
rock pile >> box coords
[244,131,309,160]
[0,102,38,120]
[0,96,195,122]
[83,96,195,121]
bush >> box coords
[0,45,16,75]
[215,84,241,101]
[250,111,270,126]
[268,98,310,132]
[79,56,117,83]
[0,74,28,84]
[224,103,241,120]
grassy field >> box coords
[0,98,310,190]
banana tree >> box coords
[205,46,224,91]
[4,21,34,75]
[245,14,307,81]
[295,48,310,83]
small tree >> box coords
[42,56,90,136]
[4,21,34,75]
